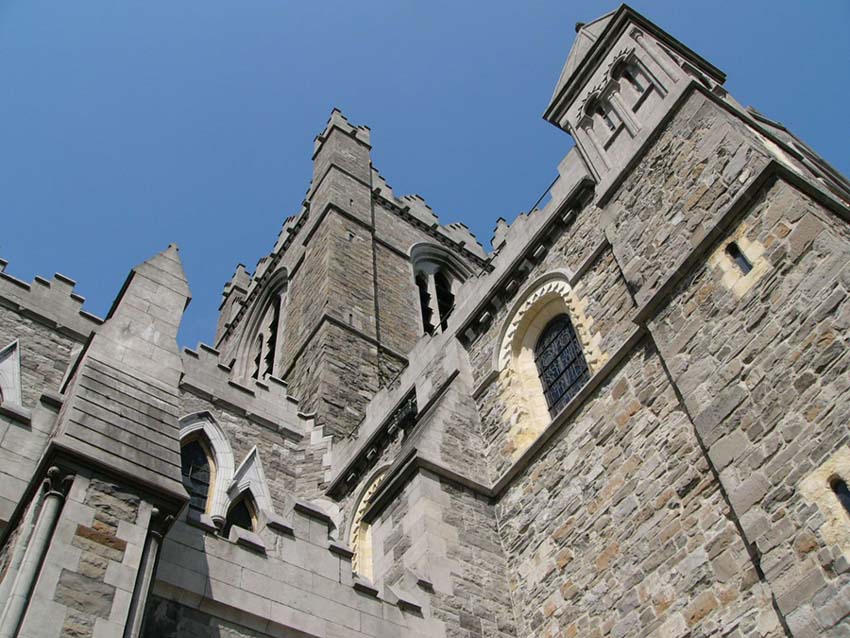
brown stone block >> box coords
[684,589,719,626]
[74,523,127,554]
[595,541,619,570]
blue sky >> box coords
[1,1,848,347]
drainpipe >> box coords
[0,467,74,638]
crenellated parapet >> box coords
[0,258,102,341]
[180,342,311,440]
[153,494,439,637]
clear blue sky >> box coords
[1,1,848,347]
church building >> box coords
[1,5,849,637]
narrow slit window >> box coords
[416,273,435,335]
[534,314,590,417]
[263,300,281,378]
[831,478,850,517]
[434,271,455,331]
[726,242,753,275]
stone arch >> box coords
[348,466,388,582]
[409,243,471,335]
[179,411,235,526]
[495,272,606,460]
[232,267,289,380]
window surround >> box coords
[179,412,235,527]
[410,243,471,335]
[231,268,289,381]
[348,467,388,583]
[495,272,605,460]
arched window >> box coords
[179,412,236,527]
[410,244,470,336]
[223,493,257,537]
[230,269,288,382]
[180,439,213,517]
[496,274,605,462]
[533,314,590,417]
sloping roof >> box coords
[550,10,617,102]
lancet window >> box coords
[223,493,257,536]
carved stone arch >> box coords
[179,411,235,525]
[494,271,607,461]
[227,446,274,516]
[0,340,22,406]
[232,267,289,380]
[348,466,389,582]
[409,242,473,281]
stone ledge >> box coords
[231,526,266,554]
[293,500,333,527]
[0,401,31,426]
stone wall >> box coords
[606,93,771,308]
[370,470,517,638]
[649,178,850,635]
[0,305,79,408]
[18,470,152,638]
[178,392,300,514]
[496,341,781,637]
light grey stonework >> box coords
[1,5,849,637]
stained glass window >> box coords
[534,314,590,417]
[180,440,211,516]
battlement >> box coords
[313,108,372,157]
[0,257,102,340]
[180,342,311,440]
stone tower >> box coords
[1,4,849,638]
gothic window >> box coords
[234,270,288,382]
[533,314,590,417]
[179,412,236,527]
[181,439,213,517]
[223,493,257,537]
[410,243,470,337]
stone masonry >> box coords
[1,5,849,638]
